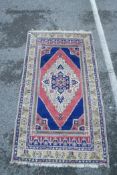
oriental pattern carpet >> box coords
[11,31,109,167]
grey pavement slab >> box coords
[0,0,117,175]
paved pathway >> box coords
[0,0,117,174]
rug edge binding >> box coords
[11,32,31,164]
[90,34,110,168]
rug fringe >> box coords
[10,160,105,168]
[28,30,92,34]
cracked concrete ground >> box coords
[0,0,117,175]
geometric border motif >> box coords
[11,31,109,167]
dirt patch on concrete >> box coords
[0,60,23,84]
[0,8,58,49]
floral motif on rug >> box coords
[11,31,109,167]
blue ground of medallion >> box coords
[40,47,80,69]
[37,97,83,130]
